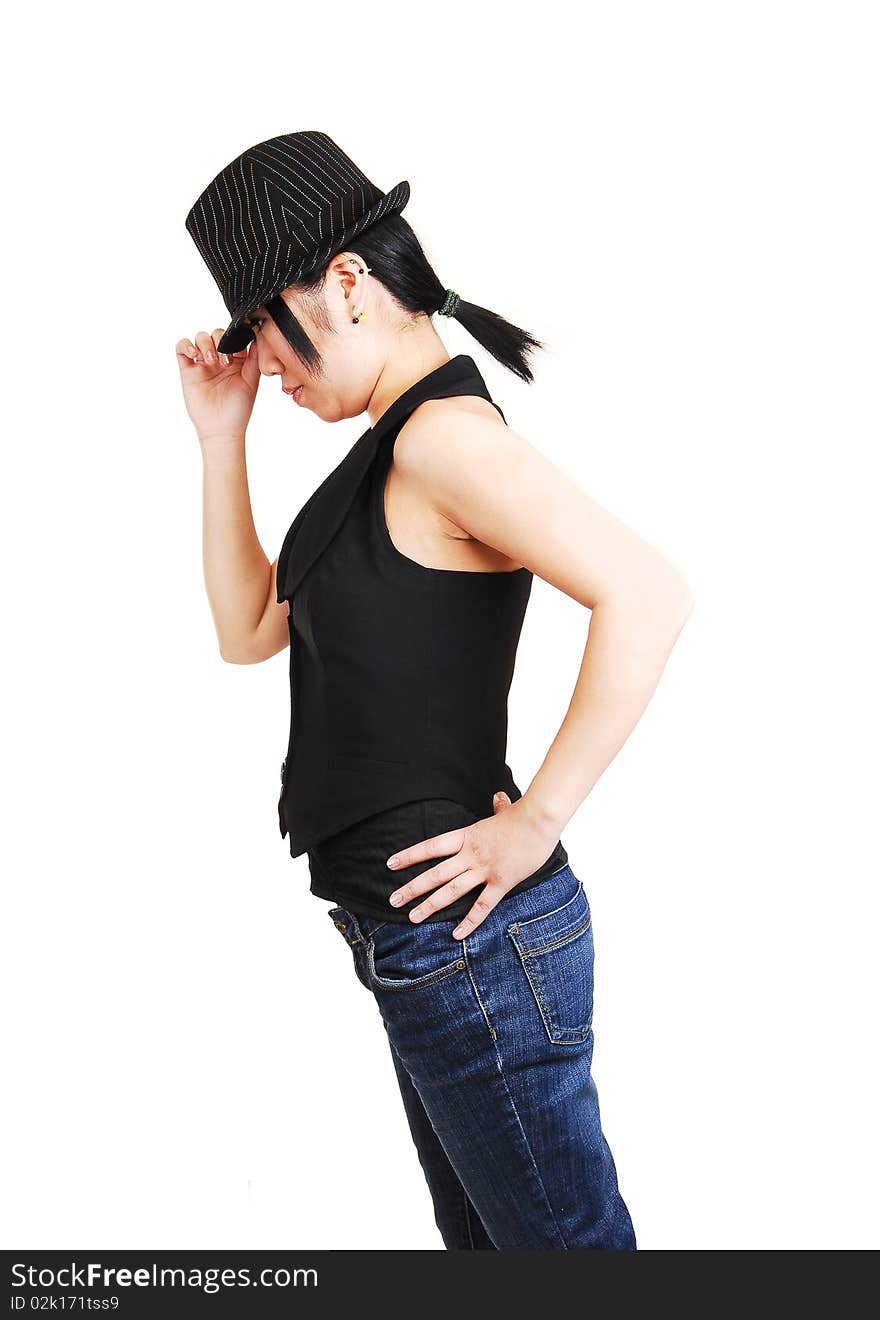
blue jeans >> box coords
[327,862,637,1250]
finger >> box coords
[211,328,232,366]
[388,852,471,908]
[407,870,482,922]
[239,337,262,388]
[451,885,507,940]
[176,337,199,364]
[492,791,512,813]
[386,824,468,872]
[194,329,220,367]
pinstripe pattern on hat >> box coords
[185,130,410,353]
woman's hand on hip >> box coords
[385,792,562,939]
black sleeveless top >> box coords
[274,354,567,923]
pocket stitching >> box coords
[506,872,581,934]
[507,914,594,1044]
[518,951,589,1043]
[514,910,592,958]
[364,938,467,993]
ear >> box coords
[326,250,368,304]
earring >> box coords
[350,258,370,320]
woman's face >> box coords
[246,262,380,426]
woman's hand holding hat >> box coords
[175,325,262,446]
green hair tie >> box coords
[438,288,461,318]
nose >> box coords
[255,340,281,377]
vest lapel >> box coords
[276,354,503,604]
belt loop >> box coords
[330,907,365,948]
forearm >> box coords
[522,582,695,837]
[200,433,271,659]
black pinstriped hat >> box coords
[185,130,410,353]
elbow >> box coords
[612,571,695,665]
[220,645,248,664]
[676,579,697,628]
[219,636,260,665]
[219,630,285,665]
[660,573,696,639]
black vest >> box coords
[275,354,563,868]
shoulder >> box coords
[393,393,517,486]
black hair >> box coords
[264,213,545,384]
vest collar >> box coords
[367,354,482,441]
[276,354,498,605]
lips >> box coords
[283,384,304,404]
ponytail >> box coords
[273,212,546,383]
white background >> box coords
[2,1,877,1250]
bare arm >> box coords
[523,577,692,834]
[201,433,290,664]
[384,401,695,933]
[176,329,289,665]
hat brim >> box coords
[216,178,410,354]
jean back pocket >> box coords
[506,879,594,1044]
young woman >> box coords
[177,131,694,1250]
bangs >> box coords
[266,290,324,377]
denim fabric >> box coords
[327,862,637,1250]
